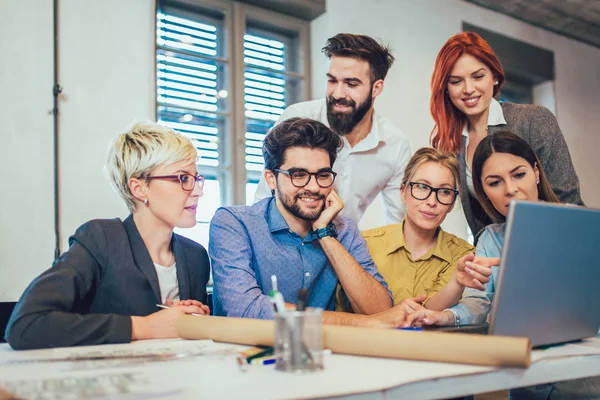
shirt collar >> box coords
[462,98,507,139]
[266,197,291,233]
[384,222,407,255]
[342,109,384,152]
[386,220,453,263]
[426,229,453,264]
[488,98,507,126]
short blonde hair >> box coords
[105,121,198,213]
[401,147,460,189]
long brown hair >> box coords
[472,131,559,223]
[430,32,505,153]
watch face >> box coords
[328,223,338,238]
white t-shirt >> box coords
[253,99,411,226]
[154,262,179,304]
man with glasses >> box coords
[253,33,411,227]
[210,118,396,325]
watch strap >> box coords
[307,223,337,241]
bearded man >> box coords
[253,33,411,225]
[210,118,393,322]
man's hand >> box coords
[312,190,344,230]
[454,253,499,291]
[131,305,206,340]
[166,298,210,315]
[404,309,454,327]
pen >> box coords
[245,347,274,363]
[250,355,276,365]
[250,350,331,366]
[156,304,203,317]
[296,288,309,312]
[268,275,286,313]
[397,326,423,331]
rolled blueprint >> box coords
[176,315,531,368]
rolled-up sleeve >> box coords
[209,208,274,319]
[346,222,394,304]
[450,228,498,325]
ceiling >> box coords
[464,0,600,49]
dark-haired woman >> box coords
[407,132,599,400]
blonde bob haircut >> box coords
[401,147,461,190]
[105,121,198,213]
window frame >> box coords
[155,0,311,208]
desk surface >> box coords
[1,337,600,400]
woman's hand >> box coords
[364,295,427,329]
[455,253,499,291]
[166,298,210,315]
[131,304,207,340]
[404,309,454,327]
[397,294,428,314]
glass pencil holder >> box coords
[274,308,324,373]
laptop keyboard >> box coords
[425,323,490,334]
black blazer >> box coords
[5,215,210,350]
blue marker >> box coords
[397,326,423,331]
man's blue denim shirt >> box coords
[209,197,392,319]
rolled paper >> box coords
[176,315,531,368]
[0,385,19,400]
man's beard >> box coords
[277,186,326,221]
[326,87,373,135]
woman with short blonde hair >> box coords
[6,121,211,350]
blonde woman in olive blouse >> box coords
[337,148,474,312]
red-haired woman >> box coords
[429,32,583,239]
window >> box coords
[156,0,310,246]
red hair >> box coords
[430,32,505,153]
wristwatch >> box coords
[307,223,338,241]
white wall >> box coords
[2,0,599,301]
[58,0,156,244]
[0,0,54,302]
[0,0,155,302]
[311,0,600,234]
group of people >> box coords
[5,31,595,399]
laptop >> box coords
[432,201,600,347]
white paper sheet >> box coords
[532,337,600,363]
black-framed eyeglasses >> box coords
[146,173,205,191]
[274,168,337,188]
[408,182,458,205]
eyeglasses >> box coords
[408,182,458,205]
[146,173,205,191]
[274,168,337,188]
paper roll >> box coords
[0,386,20,400]
[176,315,531,368]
